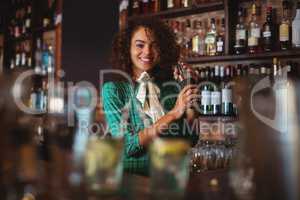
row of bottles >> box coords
[168,15,225,58]
[10,38,55,76]
[8,0,57,39]
[119,0,221,18]
[10,40,32,69]
[195,59,294,81]
[193,58,296,116]
[8,0,33,38]
[30,75,48,112]
[197,65,235,116]
[234,0,300,54]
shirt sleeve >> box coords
[101,82,145,157]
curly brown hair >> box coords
[110,17,180,82]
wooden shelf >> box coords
[185,50,300,64]
[128,1,224,20]
[197,115,238,123]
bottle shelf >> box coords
[128,1,224,20]
[185,50,300,64]
[197,115,238,123]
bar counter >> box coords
[92,169,236,200]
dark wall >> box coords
[61,0,119,89]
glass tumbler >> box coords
[150,138,190,199]
[83,136,124,196]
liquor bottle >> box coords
[211,65,221,115]
[198,20,206,56]
[167,0,175,9]
[15,44,21,67]
[14,11,21,38]
[47,45,55,74]
[235,64,243,77]
[21,44,26,67]
[191,20,200,57]
[43,0,55,28]
[248,2,261,54]
[216,18,225,55]
[183,19,193,57]
[205,18,217,56]
[174,0,181,8]
[119,0,128,30]
[141,0,149,13]
[182,0,192,8]
[42,44,49,74]
[24,3,32,35]
[262,7,274,52]
[191,20,205,57]
[132,0,141,15]
[149,0,160,13]
[221,66,233,116]
[259,63,268,79]
[292,0,300,48]
[200,67,212,115]
[279,0,291,50]
[30,78,46,112]
[272,57,278,77]
[35,38,43,74]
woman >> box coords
[102,18,199,175]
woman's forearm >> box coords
[138,110,178,146]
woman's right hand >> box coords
[169,84,199,120]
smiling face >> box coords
[130,27,160,78]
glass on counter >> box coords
[84,136,124,196]
[150,138,190,199]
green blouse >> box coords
[101,80,197,175]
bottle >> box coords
[200,67,212,115]
[149,0,160,13]
[35,38,43,74]
[21,44,26,67]
[132,0,141,15]
[279,0,291,50]
[192,20,200,57]
[25,3,32,35]
[15,44,21,67]
[235,64,243,77]
[119,0,129,30]
[197,21,206,56]
[42,44,49,74]
[192,20,205,57]
[221,66,233,116]
[167,0,175,9]
[14,11,20,38]
[141,0,149,13]
[182,0,192,8]
[216,18,225,55]
[272,57,278,77]
[262,7,274,52]
[211,65,221,115]
[47,45,55,74]
[292,0,300,48]
[205,18,217,56]
[183,19,193,57]
[248,2,261,54]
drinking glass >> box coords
[150,138,190,199]
[84,136,124,196]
